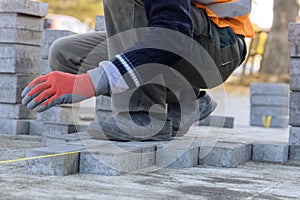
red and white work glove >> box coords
[21,71,96,112]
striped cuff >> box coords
[112,53,142,89]
[87,61,130,94]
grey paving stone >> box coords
[199,115,234,128]
[25,144,84,176]
[252,143,289,163]
[289,92,300,126]
[251,106,288,117]
[41,30,75,59]
[95,15,106,31]
[96,95,112,111]
[0,74,37,104]
[116,141,156,168]
[42,122,78,137]
[0,13,43,30]
[288,23,300,41]
[43,132,93,146]
[0,119,29,135]
[289,127,300,145]
[156,145,199,168]
[251,95,289,107]
[250,114,289,128]
[37,106,80,123]
[79,144,142,176]
[43,29,75,44]
[0,28,42,46]
[290,58,300,90]
[290,40,300,58]
[29,120,44,136]
[0,103,36,119]
[66,138,112,148]
[289,145,300,160]
[0,0,48,17]
[250,83,290,96]
[39,59,51,75]
[199,142,252,168]
[0,44,40,74]
[156,138,202,168]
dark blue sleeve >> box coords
[111,0,193,88]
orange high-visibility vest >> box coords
[193,0,254,38]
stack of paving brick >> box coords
[34,29,75,138]
[0,0,48,135]
[34,15,109,140]
[250,83,289,128]
[36,29,97,143]
[288,23,300,161]
[36,102,91,145]
[39,29,75,74]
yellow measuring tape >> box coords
[0,151,80,165]
[262,115,272,128]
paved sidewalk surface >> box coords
[1,88,298,199]
[0,133,299,199]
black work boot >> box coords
[167,91,217,137]
[87,85,172,141]
[87,111,172,141]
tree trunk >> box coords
[260,0,299,74]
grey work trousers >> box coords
[49,0,246,111]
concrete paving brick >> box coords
[96,95,112,111]
[290,58,300,91]
[290,40,300,58]
[95,16,106,31]
[252,143,289,163]
[0,119,29,135]
[0,44,40,74]
[199,115,234,128]
[0,13,43,30]
[25,144,84,176]
[41,44,51,60]
[288,23,300,41]
[37,106,80,123]
[0,103,36,119]
[289,145,300,160]
[0,74,37,104]
[39,59,51,75]
[0,28,42,46]
[42,122,78,137]
[156,139,201,168]
[289,92,300,126]
[43,132,93,146]
[250,114,289,128]
[199,142,252,168]
[41,30,75,59]
[289,127,300,145]
[66,138,112,149]
[251,106,288,117]
[156,145,199,168]
[116,141,157,168]
[251,95,289,107]
[250,83,289,96]
[43,29,75,44]
[79,144,142,176]
[29,120,44,136]
[0,0,48,17]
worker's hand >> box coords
[21,71,96,112]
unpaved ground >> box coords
[0,134,300,200]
